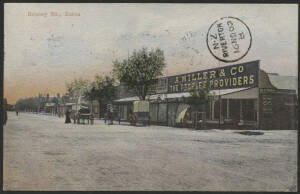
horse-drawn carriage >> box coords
[71,104,94,125]
[77,107,94,124]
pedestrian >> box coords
[73,112,77,124]
[65,109,71,124]
[90,113,94,125]
[16,110,18,116]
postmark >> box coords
[206,16,252,63]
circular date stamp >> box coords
[206,16,252,63]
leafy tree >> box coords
[15,93,65,113]
[65,78,89,101]
[85,75,116,105]
[113,48,166,100]
[184,88,215,111]
[39,93,48,110]
[51,97,58,104]
[62,94,71,104]
[183,88,215,129]
[15,97,40,112]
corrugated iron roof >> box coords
[267,74,297,93]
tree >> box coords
[15,97,40,112]
[184,87,215,129]
[85,75,116,105]
[65,78,89,101]
[61,94,71,104]
[39,93,48,111]
[51,96,58,104]
[113,48,166,100]
[185,87,214,111]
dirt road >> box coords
[3,112,297,191]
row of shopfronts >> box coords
[113,60,298,130]
[42,60,297,130]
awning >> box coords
[80,105,89,109]
[45,103,55,107]
[65,103,76,106]
[156,87,253,99]
[210,87,250,96]
[220,87,258,99]
[114,87,256,102]
[114,96,140,102]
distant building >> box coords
[44,102,56,114]
[91,100,100,118]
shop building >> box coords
[114,60,297,130]
[91,100,100,118]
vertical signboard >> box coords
[259,88,297,130]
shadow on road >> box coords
[235,131,264,136]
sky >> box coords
[4,3,298,104]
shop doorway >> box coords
[229,99,240,121]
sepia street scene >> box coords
[2,3,298,191]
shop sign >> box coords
[168,60,259,93]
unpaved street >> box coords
[3,112,297,191]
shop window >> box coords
[205,103,211,120]
[158,103,167,122]
[213,99,228,120]
[123,105,128,120]
[150,103,158,122]
[214,100,220,120]
[93,106,98,114]
[167,103,177,126]
[119,105,128,120]
[242,99,256,121]
[229,99,240,121]
[222,99,227,119]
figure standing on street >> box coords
[65,109,71,124]
[16,110,18,116]
[72,112,77,124]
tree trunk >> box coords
[140,84,147,100]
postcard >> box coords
[2,3,298,191]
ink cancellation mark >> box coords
[206,17,252,63]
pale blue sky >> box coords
[4,3,298,103]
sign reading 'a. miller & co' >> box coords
[167,60,259,93]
